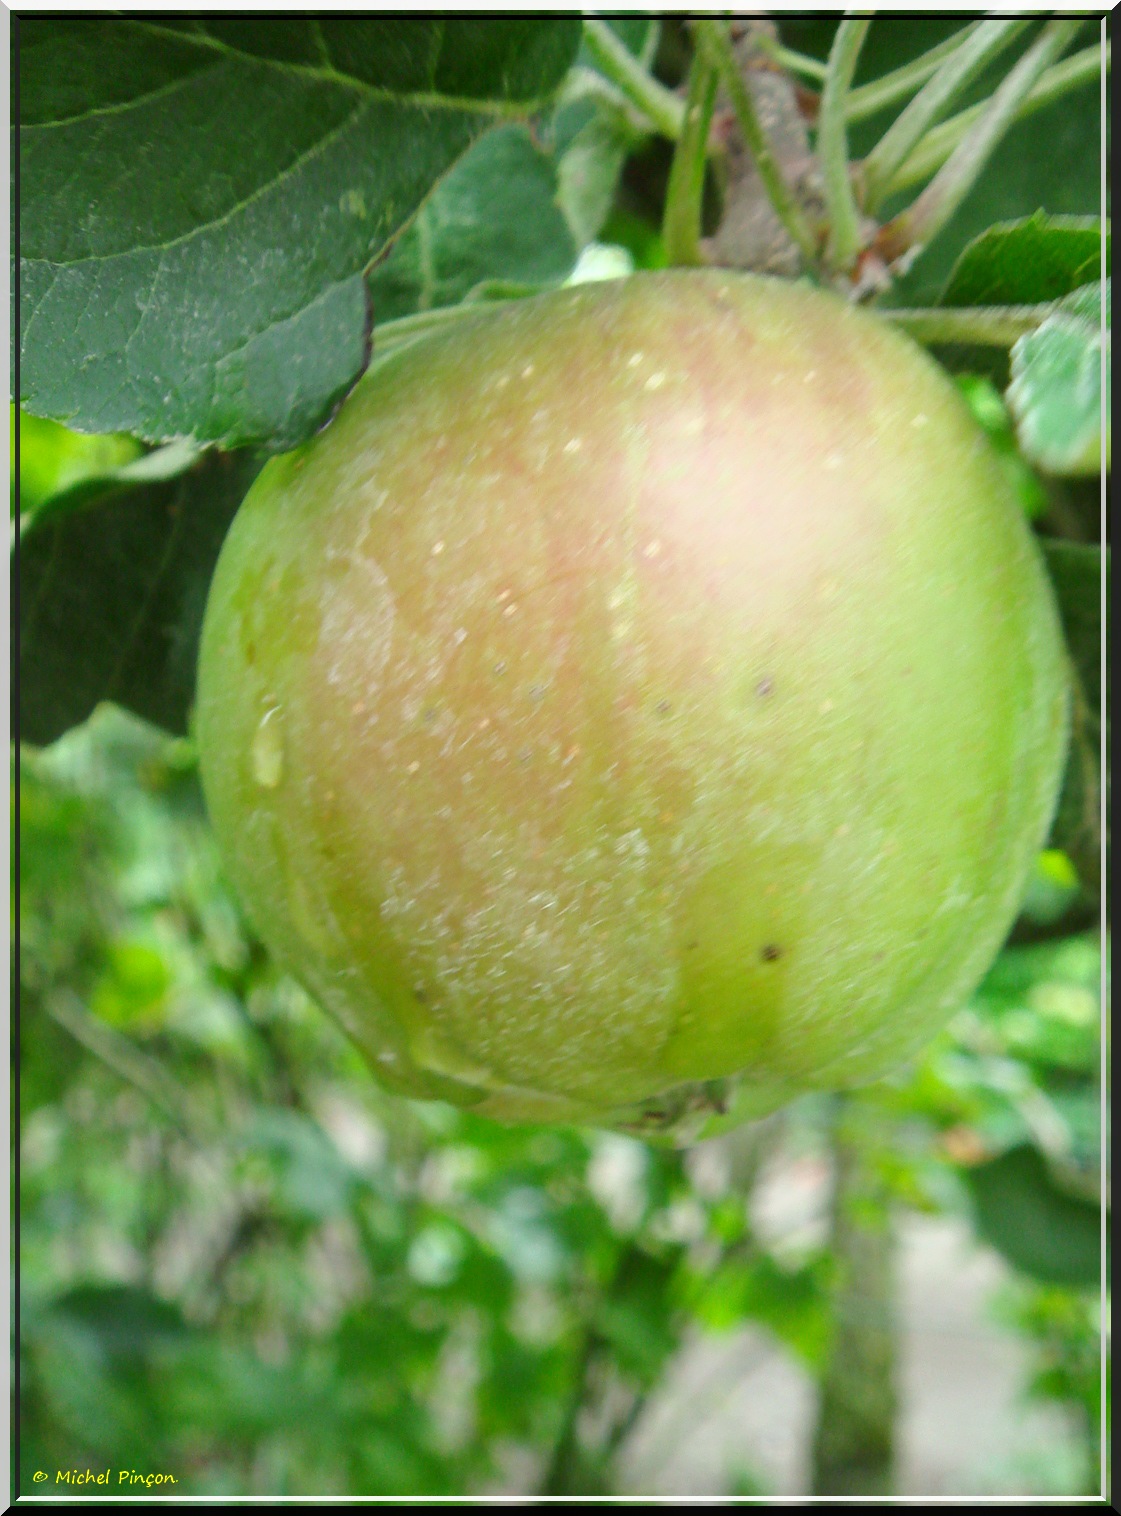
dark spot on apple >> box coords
[685,939,699,950]
[656,698,672,714]
[756,676,774,697]
[761,943,782,962]
[246,642,256,665]
[414,987,427,1002]
[494,660,507,675]
[528,682,547,702]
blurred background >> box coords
[15,468,1104,1495]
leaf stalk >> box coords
[818,17,871,273]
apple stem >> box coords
[818,17,871,275]
[662,41,720,266]
[695,18,820,269]
[877,19,1085,266]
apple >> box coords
[196,271,1069,1140]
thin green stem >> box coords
[819,16,871,273]
[846,22,984,123]
[694,18,818,268]
[882,303,1057,347]
[752,32,828,83]
[880,19,1084,261]
[582,17,685,142]
[885,41,1107,197]
[861,19,1029,213]
[662,43,719,267]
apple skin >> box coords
[196,271,1069,1139]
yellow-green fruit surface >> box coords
[196,271,1069,1139]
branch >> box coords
[879,19,1085,261]
[819,17,871,273]
[695,18,819,268]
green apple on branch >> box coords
[197,271,1069,1140]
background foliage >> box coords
[15,14,1108,1499]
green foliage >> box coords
[17,17,581,449]
[1008,281,1111,476]
[367,126,577,322]
[966,1145,1101,1286]
[1042,540,1109,895]
[941,214,1109,307]
[18,450,262,745]
[12,409,141,519]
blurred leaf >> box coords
[91,937,173,1031]
[599,208,668,270]
[1044,539,1106,721]
[52,1283,191,1362]
[965,1143,1103,1286]
[18,449,261,745]
[13,408,141,518]
[17,17,581,449]
[367,125,577,324]
[561,18,660,249]
[955,374,1049,517]
[1008,281,1111,477]
[689,1253,829,1367]
[578,17,661,71]
[555,94,644,250]
[941,214,1110,307]
[1042,540,1108,892]
[595,1249,679,1386]
[1017,848,1085,926]
[244,1109,357,1222]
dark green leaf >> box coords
[1008,281,1111,477]
[18,449,261,745]
[1043,539,1108,893]
[52,1283,192,1362]
[17,17,581,450]
[367,126,577,324]
[1044,539,1107,719]
[965,1143,1103,1286]
[941,214,1110,308]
